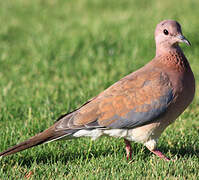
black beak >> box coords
[177,35,191,46]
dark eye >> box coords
[163,29,169,35]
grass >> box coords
[0,0,199,179]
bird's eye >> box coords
[163,29,169,35]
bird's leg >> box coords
[124,139,132,160]
[150,149,170,161]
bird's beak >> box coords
[176,34,191,46]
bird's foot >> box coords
[150,149,170,161]
[124,139,132,161]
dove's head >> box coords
[155,20,190,54]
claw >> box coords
[151,149,170,161]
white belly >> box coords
[72,123,163,151]
[73,128,152,143]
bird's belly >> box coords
[72,126,158,144]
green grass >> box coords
[0,0,199,179]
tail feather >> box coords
[0,125,72,157]
[0,109,81,157]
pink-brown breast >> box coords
[131,50,195,143]
[155,50,195,124]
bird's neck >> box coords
[155,43,180,56]
[155,45,190,72]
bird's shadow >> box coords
[17,151,93,168]
[170,146,199,158]
[1,144,198,168]
[1,145,116,168]
[153,145,199,160]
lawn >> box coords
[0,0,199,179]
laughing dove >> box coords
[0,20,195,161]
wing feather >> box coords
[56,70,174,130]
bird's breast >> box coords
[166,68,195,122]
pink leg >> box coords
[151,149,170,161]
[124,139,132,160]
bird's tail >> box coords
[0,121,74,157]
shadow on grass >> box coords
[156,144,199,159]
[0,144,198,168]
[0,145,118,168]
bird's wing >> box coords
[56,69,174,130]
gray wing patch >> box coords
[107,89,173,129]
[55,110,104,130]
